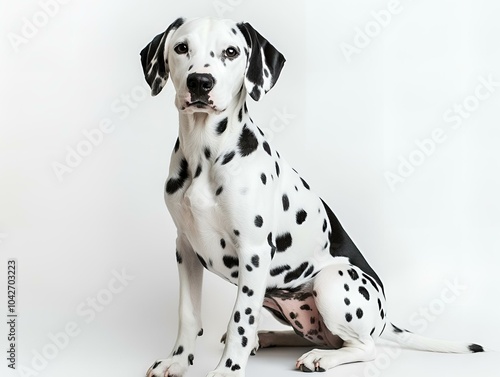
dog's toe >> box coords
[220,332,227,344]
[299,364,313,372]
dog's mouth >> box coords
[176,93,222,113]
[180,99,219,113]
[188,100,211,108]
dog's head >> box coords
[140,17,286,114]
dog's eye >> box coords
[174,43,189,54]
[224,47,239,59]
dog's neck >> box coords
[176,91,249,168]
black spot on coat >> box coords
[263,141,272,156]
[251,255,260,267]
[304,265,314,278]
[362,273,380,292]
[268,232,276,259]
[276,232,292,252]
[221,151,235,165]
[392,324,403,333]
[284,262,309,284]
[296,209,307,224]
[223,255,239,269]
[270,265,290,276]
[260,173,267,185]
[216,118,228,134]
[356,308,364,319]
[282,194,290,211]
[348,268,359,281]
[166,158,189,194]
[242,286,254,296]
[194,164,202,178]
[254,215,263,227]
[358,286,370,301]
[204,147,211,159]
[238,126,259,156]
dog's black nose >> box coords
[187,73,216,96]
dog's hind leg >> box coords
[296,263,387,372]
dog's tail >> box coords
[380,323,485,354]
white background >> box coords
[1,0,499,376]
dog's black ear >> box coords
[237,22,286,101]
[140,17,185,96]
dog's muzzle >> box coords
[186,73,216,107]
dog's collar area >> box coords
[175,93,248,166]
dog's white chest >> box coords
[183,175,217,216]
[174,173,218,233]
[166,166,241,283]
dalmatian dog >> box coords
[140,17,484,376]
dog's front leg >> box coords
[147,236,203,377]
[207,245,271,377]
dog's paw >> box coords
[296,349,331,373]
[146,358,188,377]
